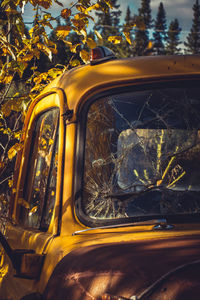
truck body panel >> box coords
[1,54,200,299]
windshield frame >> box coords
[74,77,200,227]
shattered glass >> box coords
[83,86,200,220]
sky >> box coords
[23,0,194,44]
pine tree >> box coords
[112,0,121,28]
[125,6,131,25]
[95,0,121,55]
[184,0,200,54]
[133,0,152,56]
[95,0,121,40]
[166,19,182,55]
[138,0,152,28]
[121,6,134,57]
[153,2,167,55]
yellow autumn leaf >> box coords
[147,40,153,49]
[76,4,86,13]
[3,75,13,84]
[156,179,162,186]
[49,138,54,145]
[94,30,103,41]
[36,42,45,50]
[2,48,11,56]
[18,198,30,209]
[80,50,90,63]
[48,68,63,79]
[69,43,81,53]
[8,179,13,188]
[36,170,41,176]
[8,143,23,160]
[86,37,97,49]
[85,3,100,12]
[70,59,81,67]
[30,0,52,9]
[14,131,23,140]
[64,41,72,47]
[29,206,38,214]
[45,47,53,61]
[32,36,40,44]
[105,0,113,8]
[108,36,122,44]
[79,28,87,39]
[123,31,132,45]
[94,30,103,45]
[61,8,71,19]
[22,53,34,62]
[56,25,71,38]
[40,0,52,9]
[29,27,34,37]
[72,18,85,30]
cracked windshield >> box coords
[83,85,200,220]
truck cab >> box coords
[1,49,200,300]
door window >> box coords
[22,108,59,230]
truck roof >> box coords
[42,55,200,111]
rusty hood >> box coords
[44,235,200,300]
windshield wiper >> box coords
[72,218,172,236]
[104,184,180,202]
[103,185,160,201]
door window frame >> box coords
[11,89,66,235]
[22,108,60,231]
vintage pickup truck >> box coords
[1,47,200,300]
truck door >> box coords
[0,91,65,300]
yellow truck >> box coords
[1,47,200,300]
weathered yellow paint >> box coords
[38,222,200,292]
[43,55,200,114]
[3,55,200,299]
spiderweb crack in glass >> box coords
[83,85,200,221]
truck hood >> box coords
[44,234,200,300]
